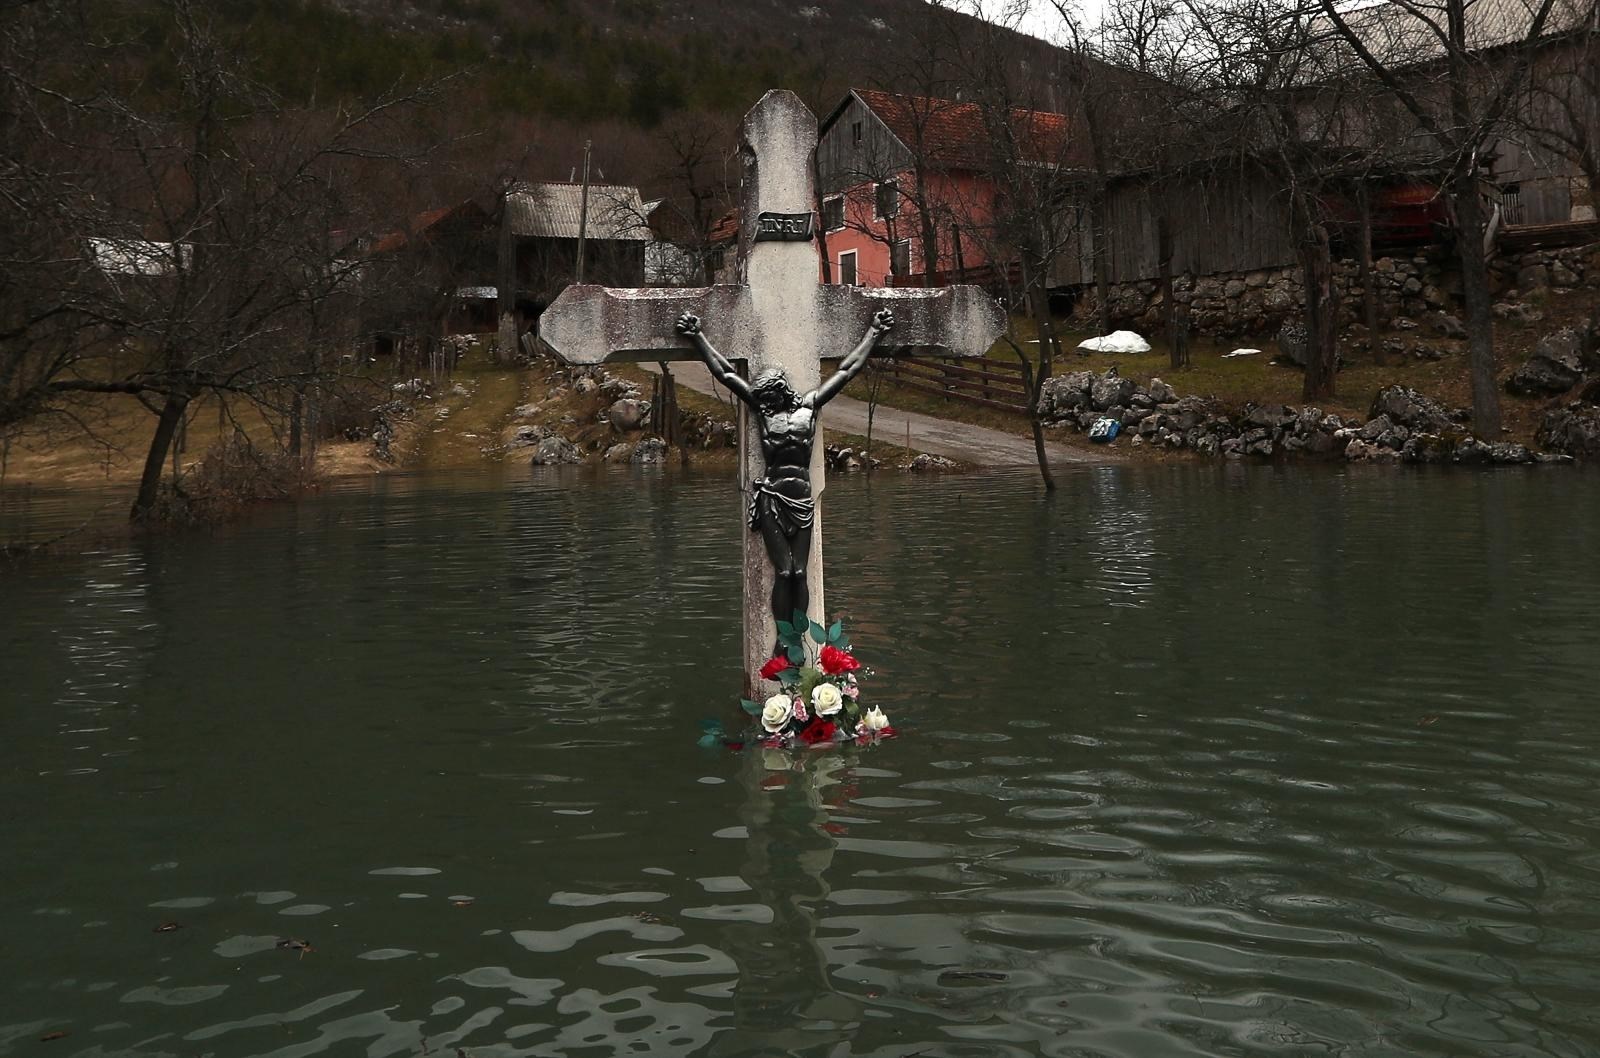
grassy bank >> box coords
[855,283,1600,451]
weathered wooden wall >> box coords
[1096,169,1300,284]
[817,94,913,193]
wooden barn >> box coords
[497,182,652,353]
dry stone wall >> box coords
[1038,369,1578,465]
[1073,243,1597,337]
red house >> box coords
[815,88,1081,291]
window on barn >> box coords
[875,180,898,220]
[891,238,911,277]
[1498,183,1524,224]
[822,195,845,232]
[838,250,858,286]
[852,121,863,145]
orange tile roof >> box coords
[370,206,458,254]
[707,209,740,244]
[850,88,1089,170]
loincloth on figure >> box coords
[747,476,815,537]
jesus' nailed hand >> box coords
[673,307,895,655]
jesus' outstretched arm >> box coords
[676,312,755,407]
[812,309,894,408]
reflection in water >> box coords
[712,751,857,1056]
[3,464,1600,1056]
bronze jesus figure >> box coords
[675,308,894,656]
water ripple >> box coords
[4,466,1600,1055]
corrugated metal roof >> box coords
[506,182,652,241]
[1316,0,1595,68]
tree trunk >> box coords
[917,179,939,281]
[1157,212,1180,371]
[813,155,832,284]
[1025,270,1057,492]
[1357,183,1381,365]
[496,190,518,364]
[289,387,304,460]
[1453,171,1502,436]
[1301,224,1339,402]
[1093,195,1112,340]
[655,361,679,446]
[864,365,879,475]
[131,392,190,521]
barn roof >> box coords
[1311,0,1595,69]
[370,200,491,254]
[826,88,1089,170]
[505,182,652,241]
[707,209,740,245]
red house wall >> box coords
[818,170,1004,286]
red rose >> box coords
[819,645,860,675]
[797,718,837,745]
[759,655,791,680]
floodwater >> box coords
[3,463,1599,1057]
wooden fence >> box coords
[881,356,1031,415]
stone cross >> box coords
[540,90,1004,693]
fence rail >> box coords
[1498,220,1600,253]
[882,357,1031,415]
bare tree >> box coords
[644,110,739,284]
[1314,0,1565,435]
[1177,0,1395,400]
[1,0,439,518]
[1072,0,1203,363]
[948,9,1095,490]
[1519,6,1600,218]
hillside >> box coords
[150,0,1063,128]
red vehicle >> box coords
[1324,181,1452,252]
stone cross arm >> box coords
[539,283,1005,366]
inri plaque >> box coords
[754,211,815,242]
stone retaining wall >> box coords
[1071,243,1598,337]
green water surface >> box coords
[2,463,1598,1057]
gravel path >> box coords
[647,363,1112,467]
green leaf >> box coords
[739,698,762,716]
[697,733,721,749]
[792,608,809,631]
[836,636,851,652]
[845,700,860,717]
[809,620,828,644]
[776,619,795,638]
[828,620,842,643]
[777,668,801,688]
[787,644,805,665]
[698,718,724,733]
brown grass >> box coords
[856,278,1600,449]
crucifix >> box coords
[539,90,1004,694]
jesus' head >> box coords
[751,369,801,412]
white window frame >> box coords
[822,194,845,233]
[874,179,898,221]
[837,249,858,286]
[890,237,913,278]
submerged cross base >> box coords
[539,90,1004,697]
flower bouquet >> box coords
[698,613,894,750]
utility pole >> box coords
[575,140,592,284]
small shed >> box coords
[498,182,652,346]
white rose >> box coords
[811,682,843,716]
[761,694,794,733]
[862,705,891,732]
